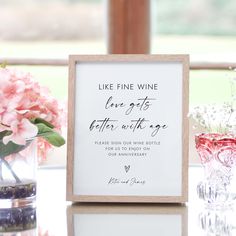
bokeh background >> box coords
[1,0,235,166]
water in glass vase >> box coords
[0,139,37,208]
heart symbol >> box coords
[124,165,130,173]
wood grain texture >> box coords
[66,54,189,203]
[70,195,186,203]
[66,56,76,201]
[108,0,126,53]
[67,203,187,214]
[0,58,68,66]
[0,58,234,70]
[182,55,189,202]
[66,205,74,236]
[108,0,150,53]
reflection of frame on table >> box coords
[67,204,188,236]
[67,54,189,203]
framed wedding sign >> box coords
[67,54,189,203]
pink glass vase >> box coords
[195,133,236,207]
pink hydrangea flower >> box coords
[3,118,38,145]
[0,68,66,161]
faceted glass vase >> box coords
[195,133,236,208]
[0,139,37,208]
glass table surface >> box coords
[1,166,236,236]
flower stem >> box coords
[1,158,21,183]
[0,160,3,181]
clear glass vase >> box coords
[0,139,37,208]
[195,133,236,208]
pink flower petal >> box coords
[20,119,38,138]
[3,133,25,145]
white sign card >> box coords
[67,55,189,203]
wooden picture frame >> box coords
[67,204,188,236]
[67,54,189,203]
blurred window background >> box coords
[151,0,236,106]
[0,0,106,57]
[151,0,236,61]
[1,0,236,165]
[151,0,236,163]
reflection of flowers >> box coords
[189,77,236,134]
[0,67,66,182]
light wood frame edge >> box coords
[66,55,76,201]
[66,54,189,203]
[182,55,189,202]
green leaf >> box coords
[0,131,11,139]
[31,117,54,129]
[0,140,31,159]
[36,123,65,147]
[0,61,7,68]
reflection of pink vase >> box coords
[198,208,235,236]
[195,133,236,207]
